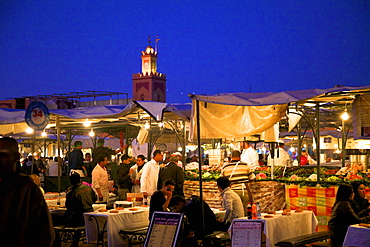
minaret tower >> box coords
[132,36,166,102]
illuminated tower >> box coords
[132,37,166,102]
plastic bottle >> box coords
[256,202,261,219]
[252,203,257,219]
[247,202,252,219]
[143,195,148,206]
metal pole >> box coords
[182,120,186,170]
[56,116,61,193]
[315,103,321,183]
[342,119,346,167]
[196,100,205,240]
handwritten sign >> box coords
[144,212,183,247]
[231,220,263,247]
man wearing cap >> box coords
[69,141,87,177]
[0,137,54,246]
[267,141,291,167]
[240,141,260,171]
[173,152,183,168]
[117,154,133,200]
[92,139,117,167]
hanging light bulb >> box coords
[144,122,150,130]
[341,110,349,121]
[26,127,34,134]
[89,129,95,137]
[84,118,91,127]
[41,130,47,137]
[158,122,164,128]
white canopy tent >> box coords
[0,101,191,135]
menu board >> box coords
[144,212,183,247]
[231,220,263,247]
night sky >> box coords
[1,1,369,104]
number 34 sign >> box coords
[25,101,50,130]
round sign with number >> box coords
[25,101,50,130]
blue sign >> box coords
[25,101,50,130]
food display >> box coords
[98,209,108,212]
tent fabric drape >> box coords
[189,100,288,140]
[189,85,370,106]
[0,101,192,135]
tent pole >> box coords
[196,100,205,239]
[56,116,61,193]
[182,120,186,170]
[315,104,321,183]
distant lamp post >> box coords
[341,110,349,167]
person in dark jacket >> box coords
[149,179,175,220]
[0,137,54,247]
[328,183,370,247]
[117,154,133,200]
[64,173,96,246]
[350,181,370,215]
[69,141,87,177]
[92,139,117,166]
[170,195,221,247]
[158,154,184,197]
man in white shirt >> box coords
[268,141,291,167]
[240,142,259,171]
[92,155,109,203]
[47,157,61,176]
[140,150,163,199]
[217,176,245,231]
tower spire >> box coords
[155,35,160,53]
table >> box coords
[212,208,226,219]
[84,207,149,247]
[343,224,370,247]
[230,210,318,247]
[45,197,66,207]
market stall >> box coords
[187,85,370,234]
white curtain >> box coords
[190,100,287,140]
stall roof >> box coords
[188,85,370,140]
[189,85,370,106]
[0,101,192,135]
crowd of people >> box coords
[1,136,369,247]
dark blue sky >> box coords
[1,1,369,103]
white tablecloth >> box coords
[45,198,66,207]
[84,207,149,247]
[212,208,226,219]
[343,224,370,247]
[230,210,318,247]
